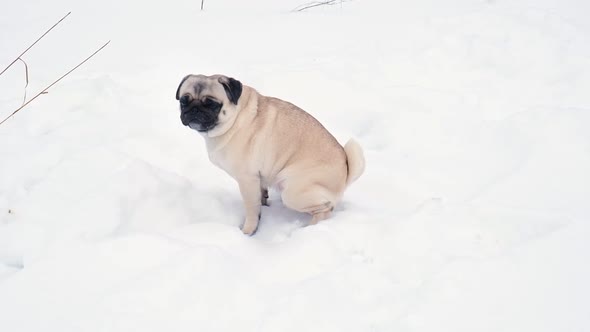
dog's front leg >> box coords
[237,176,262,235]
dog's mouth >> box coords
[181,110,217,133]
[188,121,216,132]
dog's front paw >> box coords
[240,219,259,236]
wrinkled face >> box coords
[175,74,242,137]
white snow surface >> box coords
[1,0,590,331]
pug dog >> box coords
[176,74,365,235]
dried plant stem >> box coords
[0,40,111,126]
[17,58,30,105]
[201,0,205,10]
[294,0,341,12]
[0,11,71,77]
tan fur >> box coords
[177,74,365,235]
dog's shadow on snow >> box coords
[210,189,308,241]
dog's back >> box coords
[253,93,348,192]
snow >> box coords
[1,0,590,331]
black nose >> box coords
[179,95,190,106]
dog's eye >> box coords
[179,95,191,106]
[203,97,215,106]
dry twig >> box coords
[293,0,345,12]
[17,58,30,105]
[0,12,71,77]
[0,40,111,126]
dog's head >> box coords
[175,74,243,137]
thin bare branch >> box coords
[0,40,111,127]
[17,58,29,105]
[201,0,205,10]
[0,11,71,77]
[293,0,342,12]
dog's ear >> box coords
[175,75,191,100]
[218,76,242,105]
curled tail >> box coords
[344,139,366,186]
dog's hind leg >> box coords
[280,184,335,226]
[309,206,334,225]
